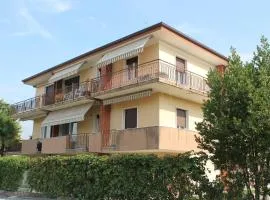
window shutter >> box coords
[125,108,137,129]
[177,109,186,128]
[176,57,186,72]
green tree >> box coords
[0,100,20,156]
[196,37,270,200]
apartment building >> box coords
[12,22,228,154]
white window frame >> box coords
[122,106,138,129]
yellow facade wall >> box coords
[32,117,45,139]
[159,93,203,131]
[139,43,159,64]
[111,44,159,73]
[78,106,100,134]
[159,42,213,77]
[110,93,160,130]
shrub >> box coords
[0,156,29,191]
[27,153,211,199]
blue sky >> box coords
[0,0,269,139]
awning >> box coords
[41,103,93,127]
[103,90,152,105]
[97,36,151,67]
[48,61,86,84]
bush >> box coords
[0,156,29,191]
[27,153,211,199]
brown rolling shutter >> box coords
[176,57,186,72]
[177,109,186,128]
[125,108,137,129]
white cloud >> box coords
[31,0,73,13]
[13,7,52,39]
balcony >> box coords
[42,81,92,111]
[12,60,209,117]
[11,96,47,120]
[21,127,199,154]
[12,81,93,118]
[21,133,94,154]
[102,126,200,153]
[91,59,209,101]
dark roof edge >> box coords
[23,22,228,83]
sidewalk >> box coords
[0,191,54,200]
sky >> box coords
[0,0,270,139]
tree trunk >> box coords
[0,142,4,157]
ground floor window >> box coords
[41,126,51,139]
[44,122,78,138]
[124,108,137,129]
[177,108,187,129]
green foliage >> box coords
[0,156,29,191]
[27,153,216,199]
[196,37,270,199]
[0,99,21,156]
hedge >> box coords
[0,153,223,199]
[0,156,29,191]
[27,153,211,199]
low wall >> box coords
[42,136,68,154]
[159,127,199,152]
[21,139,38,154]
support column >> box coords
[100,103,111,147]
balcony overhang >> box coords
[41,103,93,127]
[48,61,86,84]
[96,36,151,67]
[12,109,47,121]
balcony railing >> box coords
[11,96,42,115]
[67,133,90,151]
[43,81,91,106]
[12,60,209,115]
[91,59,209,94]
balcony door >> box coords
[100,64,112,90]
[126,57,138,80]
[176,57,186,84]
[45,84,55,105]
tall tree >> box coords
[0,100,20,156]
[196,37,270,200]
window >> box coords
[126,57,138,80]
[64,76,80,92]
[50,123,77,137]
[59,123,70,136]
[41,126,47,139]
[177,108,187,129]
[124,108,137,129]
